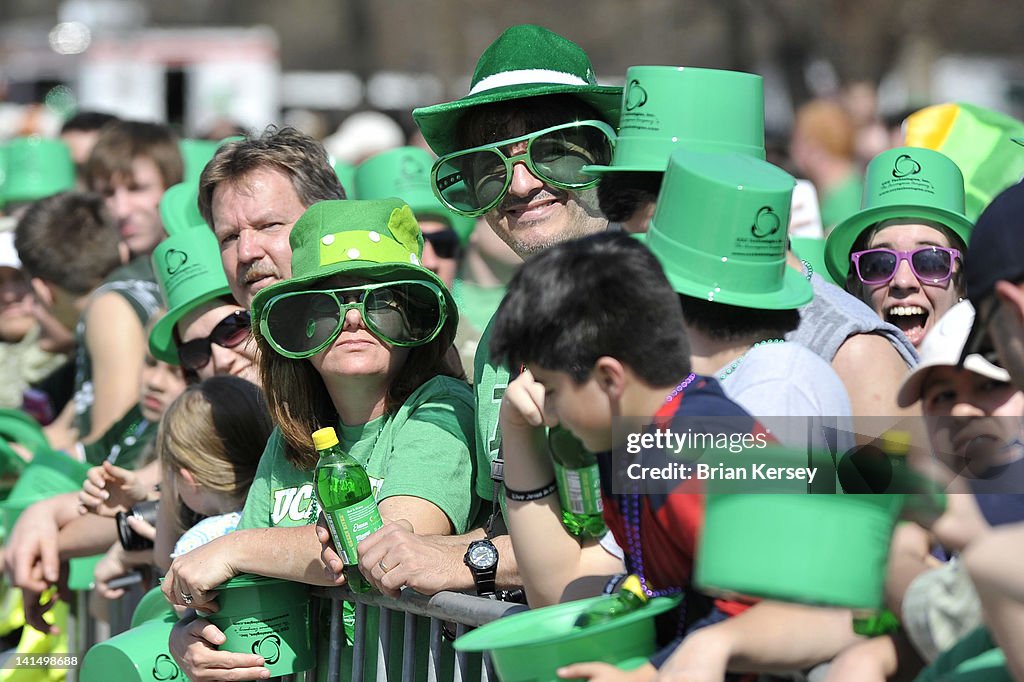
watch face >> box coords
[468,542,498,569]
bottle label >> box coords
[324,497,383,565]
[554,462,604,515]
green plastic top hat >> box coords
[149,226,233,363]
[413,24,622,156]
[179,138,220,183]
[0,145,8,209]
[355,147,475,244]
[647,147,810,310]
[905,102,1024,222]
[250,198,458,336]
[332,158,357,198]
[825,146,973,283]
[80,617,180,682]
[158,182,205,236]
[585,66,765,176]
[3,136,75,204]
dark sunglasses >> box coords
[423,229,461,260]
[850,246,961,285]
[177,310,252,372]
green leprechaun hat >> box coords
[158,182,205,236]
[355,147,475,244]
[250,198,458,340]
[585,65,765,175]
[149,226,234,363]
[647,147,810,310]
[824,146,973,283]
[3,136,75,205]
[413,24,622,157]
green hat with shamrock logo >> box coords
[647,147,811,310]
[250,198,458,340]
[824,146,973,283]
[413,24,621,156]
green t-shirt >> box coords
[472,316,510,503]
[238,375,478,533]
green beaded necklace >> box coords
[718,338,786,381]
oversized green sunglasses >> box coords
[260,280,448,359]
[431,120,616,217]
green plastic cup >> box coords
[206,574,315,676]
[80,616,181,682]
[454,595,679,682]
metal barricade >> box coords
[311,586,528,682]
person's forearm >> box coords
[228,526,339,585]
[57,513,118,559]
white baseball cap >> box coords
[897,300,1011,407]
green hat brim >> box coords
[413,85,622,157]
[251,261,459,348]
[149,285,234,364]
[660,260,813,310]
[824,205,974,283]
[583,164,666,175]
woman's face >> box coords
[177,301,259,384]
[859,222,962,347]
[922,365,1024,476]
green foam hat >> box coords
[149,226,233,364]
[825,146,973,283]
[905,102,1024,222]
[413,24,621,156]
[585,65,765,175]
[250,199,458,338]
[158,181,204,236]
[647,147,811,309]
[3,136,75,204]
[355,147,475,244]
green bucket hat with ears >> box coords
[159,182,205,236]
[647,147,811,310]
[585,65,765,175]
[149,226,234,363]
[355,147,476,244]
[3,136,75,204]
[824,146,973,283]
[413,24,622,157]
[250,198,458,341]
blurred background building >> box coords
[1,0,1022,145]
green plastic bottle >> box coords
[573,575,649,628]
[312,426,383,593]
[548,426,606,538]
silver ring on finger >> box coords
[181,591,194,605]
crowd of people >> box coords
[0,20,1022,682]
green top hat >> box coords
[179,138,220,183]
[585,65,765,175]
[332,158,357,199]
[159,182,205,236]
[3,136,75,204]
[149,226,234,363]
[824,146,973,283]
[413,24,622,157]
[647,147,810,310]
[355,147,475,244]
[905,102,1024,222]
[250,199,458,339]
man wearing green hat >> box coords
[346,24,624,603]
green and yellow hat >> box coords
[585,65,765,175]
[250,198,458,338]
[413,24,621,156]
[3,136,75,205]
[824,146,973,283]
[647,147,810,310]
[149,226,234,363]
[355,147,475,244]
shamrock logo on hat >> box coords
[164,248,189,275]
[625,79,648,112]
[892,154,922,178]
[751,206,782,238]
[252,634,282,665]
[152,653,181,680]
[400,154,426,180]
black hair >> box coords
[596,171,663,223]
[455,94,603,150]
[60,111,119,134]
[489,232,691,385]
[677,295,800,344]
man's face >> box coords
[529,364,613,453]
[97,157,167,258]
[211,167,306,308]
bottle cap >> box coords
[619,574,649,603]
[312,426,339,450]
[881,431,912,456]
